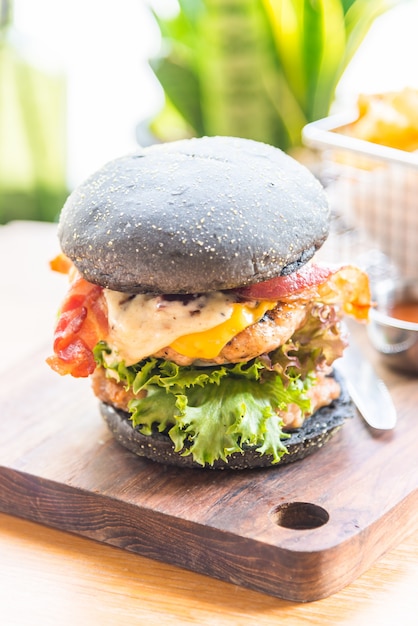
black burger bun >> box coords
[58,136,330,294]
[99,371,354,470]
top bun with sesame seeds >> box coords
[57,136,330,294]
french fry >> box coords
[344,88,418,152]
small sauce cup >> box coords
[368,278,418,375]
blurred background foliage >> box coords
[0,0,408,224]
[148,0,401,151]
[0,0,68,224]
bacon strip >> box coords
[320,265,371,321]
[49,253,74,275]
[236,263,371,322]
[46,271,108,377]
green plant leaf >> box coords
[151,56,204,135]
[148,0,402,150]
[194,0,283,143]
[310,0,347,120]
[262,0,307,110]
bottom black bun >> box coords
[100,371,354,470]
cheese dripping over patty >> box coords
[103,289,276,365]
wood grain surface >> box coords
[1,221,418,624]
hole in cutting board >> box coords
[270,502,329,530]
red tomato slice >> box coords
[236,264,333,300]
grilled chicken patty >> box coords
[154,301,309,366]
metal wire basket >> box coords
[303,114,418,280]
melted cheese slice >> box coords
[104,289,276,365]
[170,301,274,359]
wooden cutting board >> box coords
[0,336,417,603]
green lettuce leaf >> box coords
[270,302,347,380]
[94,346,315,467]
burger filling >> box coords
[47,257,371,466]
[103,289,279,365]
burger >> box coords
[47,136,370,469]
